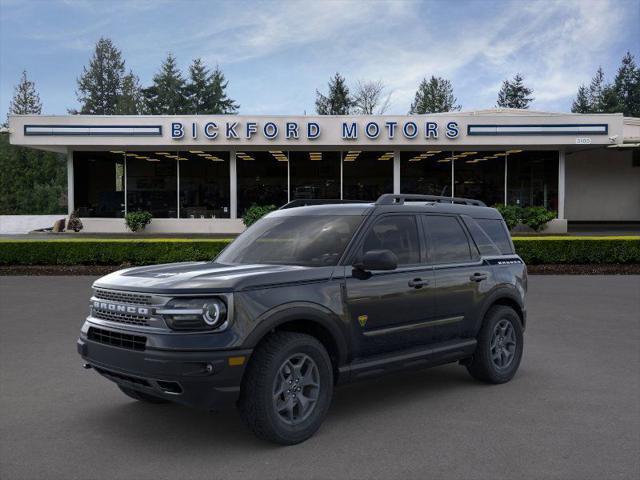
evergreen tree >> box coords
[496,74,534,109]
[116,71,144,115]
[571,85,591,113]
[143,53,188,114]
[207,65,239,114]
[75,37,126,114]
[8,70,42,116]
[185,59,239,114]
[613,51,640,117]
[409,76,460,114]
[587,67,607,112]
[315,73,353,115]
[1,72,66,214]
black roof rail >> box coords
[375,194,486,207]
[279,199,371,210]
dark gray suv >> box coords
[78,194,527,444]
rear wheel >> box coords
[118,385,169,404]
[466,305,523,384]
[239,332,333,445]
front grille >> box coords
[88,327,146,351]
[94,289,152,305]
[93,366,151,387]
[92,310,150,327]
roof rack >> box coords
[279,199,370,210]
[375,194,486,207]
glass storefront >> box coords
[236,150,288,215]
[343,150,394,201]
[178,151,230,218]
[73,148,559,219]
[289,151,340,200]
[73,151,125,217]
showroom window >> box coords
[507,150,558,210]
[126,152,177,218]
[236,150,288,215]
[343,150,393,201]
[178,151,230,218]
[73,151,125,218]
[289,151,340,200]
[401,150,453,197]
[453,151,505,207]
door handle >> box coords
[408,278,430,288]
[470,272,488,282]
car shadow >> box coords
[80,364,485,450]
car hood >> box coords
[93,262,336,294]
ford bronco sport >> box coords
[78,194,527,444]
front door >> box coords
[344,214,436,357]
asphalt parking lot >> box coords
[1,275,638,480]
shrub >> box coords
[521,206,557,232]
[494,204,521,230]
[242,204,276,227]
[125,211,153,232]
[67,210,83,232]
[494,204,556,232]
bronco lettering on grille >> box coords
[93,301,149,316]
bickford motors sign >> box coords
[171,119,461,141]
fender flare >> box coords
[474,286,525,334]
[242,302,350,366]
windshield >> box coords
[216,215,363,267]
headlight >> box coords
[157,298,228,331]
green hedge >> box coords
[0,239,230,266]
[0,237,638,266]
[512,237,640,265]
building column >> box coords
[230,150,237,219]
[393,150,400,194]
[66,149,74,216]
[558,149,566,220]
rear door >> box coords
[344,214,436,357]
[422,214,492,341]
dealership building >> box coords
[8,109,640,233]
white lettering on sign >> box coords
[576,137,592,144]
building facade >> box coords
[8,109,640,233]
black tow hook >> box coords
[83,363,92,370]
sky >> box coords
[0,0,638,117]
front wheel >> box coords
[239,332,334,445]
[466,305,524,384]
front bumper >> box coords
[77,332,251,411]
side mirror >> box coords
[354,249,398,271]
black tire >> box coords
[238,332,334,445]
[466,305,523,384]
[118,385,169,404]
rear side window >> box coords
[476,218,514,254]
[423,215,472,264]
[360,215,420,265]
[462,216,501,256]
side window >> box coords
[462,216,501,256]
[360,215,420,265]
[476,218,514,255]
[423,215,472,264]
